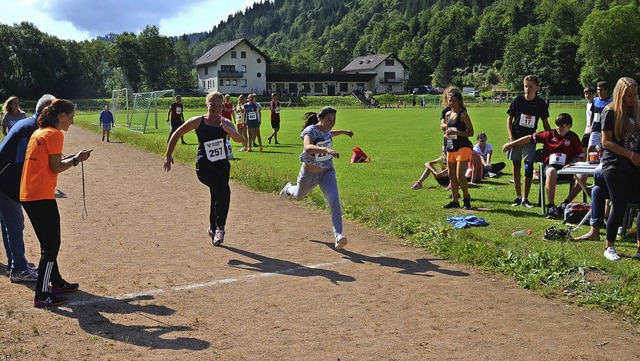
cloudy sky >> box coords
[1,0,264,41]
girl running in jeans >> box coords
[279,106,354,250]
[20,99,92,307]
[164,92,243,246]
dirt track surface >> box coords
[1,126,640,360]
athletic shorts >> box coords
[507,143,536,162]
[170,120,184,131]
[101,123,112,131]
[446,147,472,163]
[544,164,573,182]
[271,120,280,129]
[588,132,601,147]
[247,121,260,129]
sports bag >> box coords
[563,202,590,224]
[351,146,370,163]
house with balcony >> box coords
[194,38,269,95]
[341,54,406,94]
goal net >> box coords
[110,88,129,126]
[128,89,175,133]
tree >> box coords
[501,25,542,90]
[578,4,640,87]
[110,32,143,92]
[139,26,174,91]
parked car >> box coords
[412,85,436,95]
[468,91,480,97]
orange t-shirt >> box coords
[20,127,64,201]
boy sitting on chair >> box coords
[502,113,587,218]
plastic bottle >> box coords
[511,229,533,237]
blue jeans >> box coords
[287,165,343,237]
[589,167,607,228]
[0,191,28,272]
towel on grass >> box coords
[446,215,490,229]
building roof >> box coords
[193,38,270,67]
[266,73,376,82]
[341,54,407,72]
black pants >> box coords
[196,160,231,230]
[603,166,640,243]
[22,200,64,296]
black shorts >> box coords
[544,164,573,182]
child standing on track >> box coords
[279,106,354,250]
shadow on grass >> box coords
[50,293,209,351]
[222,245,355,285]
[309,240,470,277]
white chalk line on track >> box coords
[63,250,412,307]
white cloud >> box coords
[0,0,265,41]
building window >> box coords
[340,83,348,92]
[241,65,246,72]
[241,51,247,58]
[314,83,323,93]
[225,79,230,86]
[257,72,262,78]
[232,80,237,86]
[384,72,396,80]
[204,66,208,75]
[221,65,235,72]
[241,79,247,87]
[202,80,205,88]
[231,51,237,59]
[256,58,262,63]
[219,79,223,86]
[385,59,394,66]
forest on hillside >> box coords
[1,0,639,99]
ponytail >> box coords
[37,99,75,128]
[302,106,337,131]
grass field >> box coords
[72,103,640,322]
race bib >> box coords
[549,153,567,166]
[247,112,257,121]
[274,106,281,114]
[315,139,333,161]
[446,139,454,150]
[236,112,243,121]
[204,138,226,162]
[518,114,536,128]
[176,107,182,114]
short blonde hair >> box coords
[206,91,223,106]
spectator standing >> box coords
[582,87,595,148]
[99,104,114,142]
[21,99,92,307]
[167,95,187,145]
[2,96,27,135]
[598,77,640,261]
[0,94,55,283]
[267,93,281,145]
[587,81,612,153]
[505,74,551,208]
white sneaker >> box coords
[213,228,225,246]
[279,182,292,198]
[604,247,621,261]
[335,234,348,250]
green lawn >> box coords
[72,103,640,323]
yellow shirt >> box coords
[20,127,64,201]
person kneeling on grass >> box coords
[502,113,586,219]
[279,106,353,250]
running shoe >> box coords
[211,228,225,246]
[512,197,522,207]
[463,197,472,210]
[604,247,620,261]
[239,147,246,152]
[279,182,292,198]
[546,206,560,219]
[9,268,38,283]
[51,281,79,295]
[411,182,422,190]
[443,201,460,209]
[34,293,66,308]
[522,199,534,208]
[335,234,348,250]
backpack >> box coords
[563,202,590,224]
[351,146,370,163]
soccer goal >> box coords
[110,88,129,126]
[128,89,175,133]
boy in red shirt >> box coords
[503,113,586,218]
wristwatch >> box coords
[72,157,79,167]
